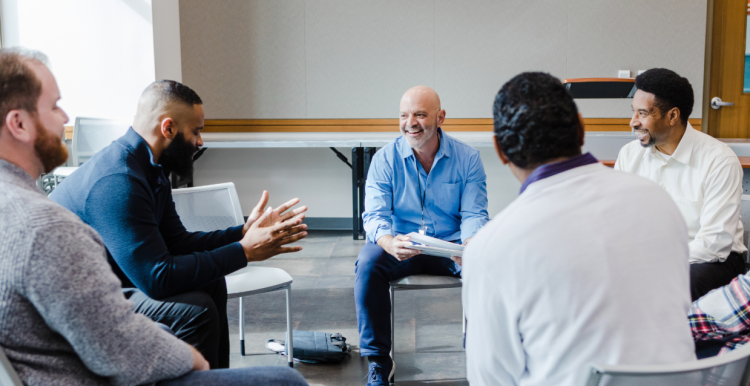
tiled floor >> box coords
[226,231,468,386]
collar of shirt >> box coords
[117,128,171,193]
[519,152,599,194]
[397,128,452,163]
[647,122,696,165]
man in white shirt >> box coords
[462,72,696,386]
[614,68,746,300]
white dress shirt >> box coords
[614,124,746,263]
[463,163,695,386]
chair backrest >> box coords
[0,347,23,386]
[741,195,750,263]
[71,117,130,166]
[171,182,245,231]
[583,341,750,386]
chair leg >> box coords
[390,285,395,383]
[239,297,245,356]
[286,286,294,368]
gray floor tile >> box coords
[227,231,467,385]
[277,238,336,259]
[324,256,357,276]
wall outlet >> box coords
[638,70,646,75]
[618,70,631,79]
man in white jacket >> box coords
[461,72,695,386]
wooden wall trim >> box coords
[203,118,703,133]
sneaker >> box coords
[365,357,395,385]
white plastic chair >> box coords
[0,347,22,386]
[50,117,130,186]
[389,274,463,382]
[582,339,750,386]
[171,182,294,367]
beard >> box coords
[402,117,439,149]
[634,127,656,148]
[33,118,69,174]
[159,131,196,178]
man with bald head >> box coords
[357,86,489,385]
[51,80,309,369]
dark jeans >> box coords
[690,251,747,301]
[354,242,461,357]
[124,278,229,369]
[157,366,307,386]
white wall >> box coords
[179,0,707,120]
[1,0,156,123]
[171,0,706,221]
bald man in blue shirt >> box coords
[358,86,489,386]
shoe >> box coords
[365,357,395,385]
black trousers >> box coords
[124,278,230,369]
[690,251,747,301]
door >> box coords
[706,0,750,138]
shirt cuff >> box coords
[460,219,485,243]
[370,225,394,244]
[228,224,244,242]
[221,242,250,273]
[689,244,724,264]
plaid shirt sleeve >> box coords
[690,276,750,354]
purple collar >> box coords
[519,152,599,194]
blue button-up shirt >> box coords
[364,129,489,244]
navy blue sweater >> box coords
[50,128,247,300]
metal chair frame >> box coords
[583,340,750,386]
[171,182,294,367]
[389,274,464,382]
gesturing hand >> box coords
[378,234,422,261]
[240,207,308,262]
[243,191,308,236]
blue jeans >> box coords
[157,366,307,385]
[354,242,461,357]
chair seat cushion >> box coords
[389,274,462,290]
[226,267,293,298]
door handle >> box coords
[711,97,735,110]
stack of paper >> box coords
[403,232,464,258]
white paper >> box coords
[404,232,464,258]
[406,232,464,251]
[404,244,463,258]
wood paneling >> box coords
[603,157,750,168]
[64,126,74,140]
[203,118,703,133]
[706,0,750,138]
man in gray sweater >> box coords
[0,48,307,385]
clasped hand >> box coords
[239,191,309,262]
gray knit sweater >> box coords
[0,160,193,385]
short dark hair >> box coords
[493,72,582,169]
[634,68,693,125]
[0,48,48,126]
[144,79,202,106]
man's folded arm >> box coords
[24,222,194,385]
[460,152,489,243]
[85,174,247,300]
[159,196,244,255]
[690,157,743,263]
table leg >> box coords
[351,147,361,240]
